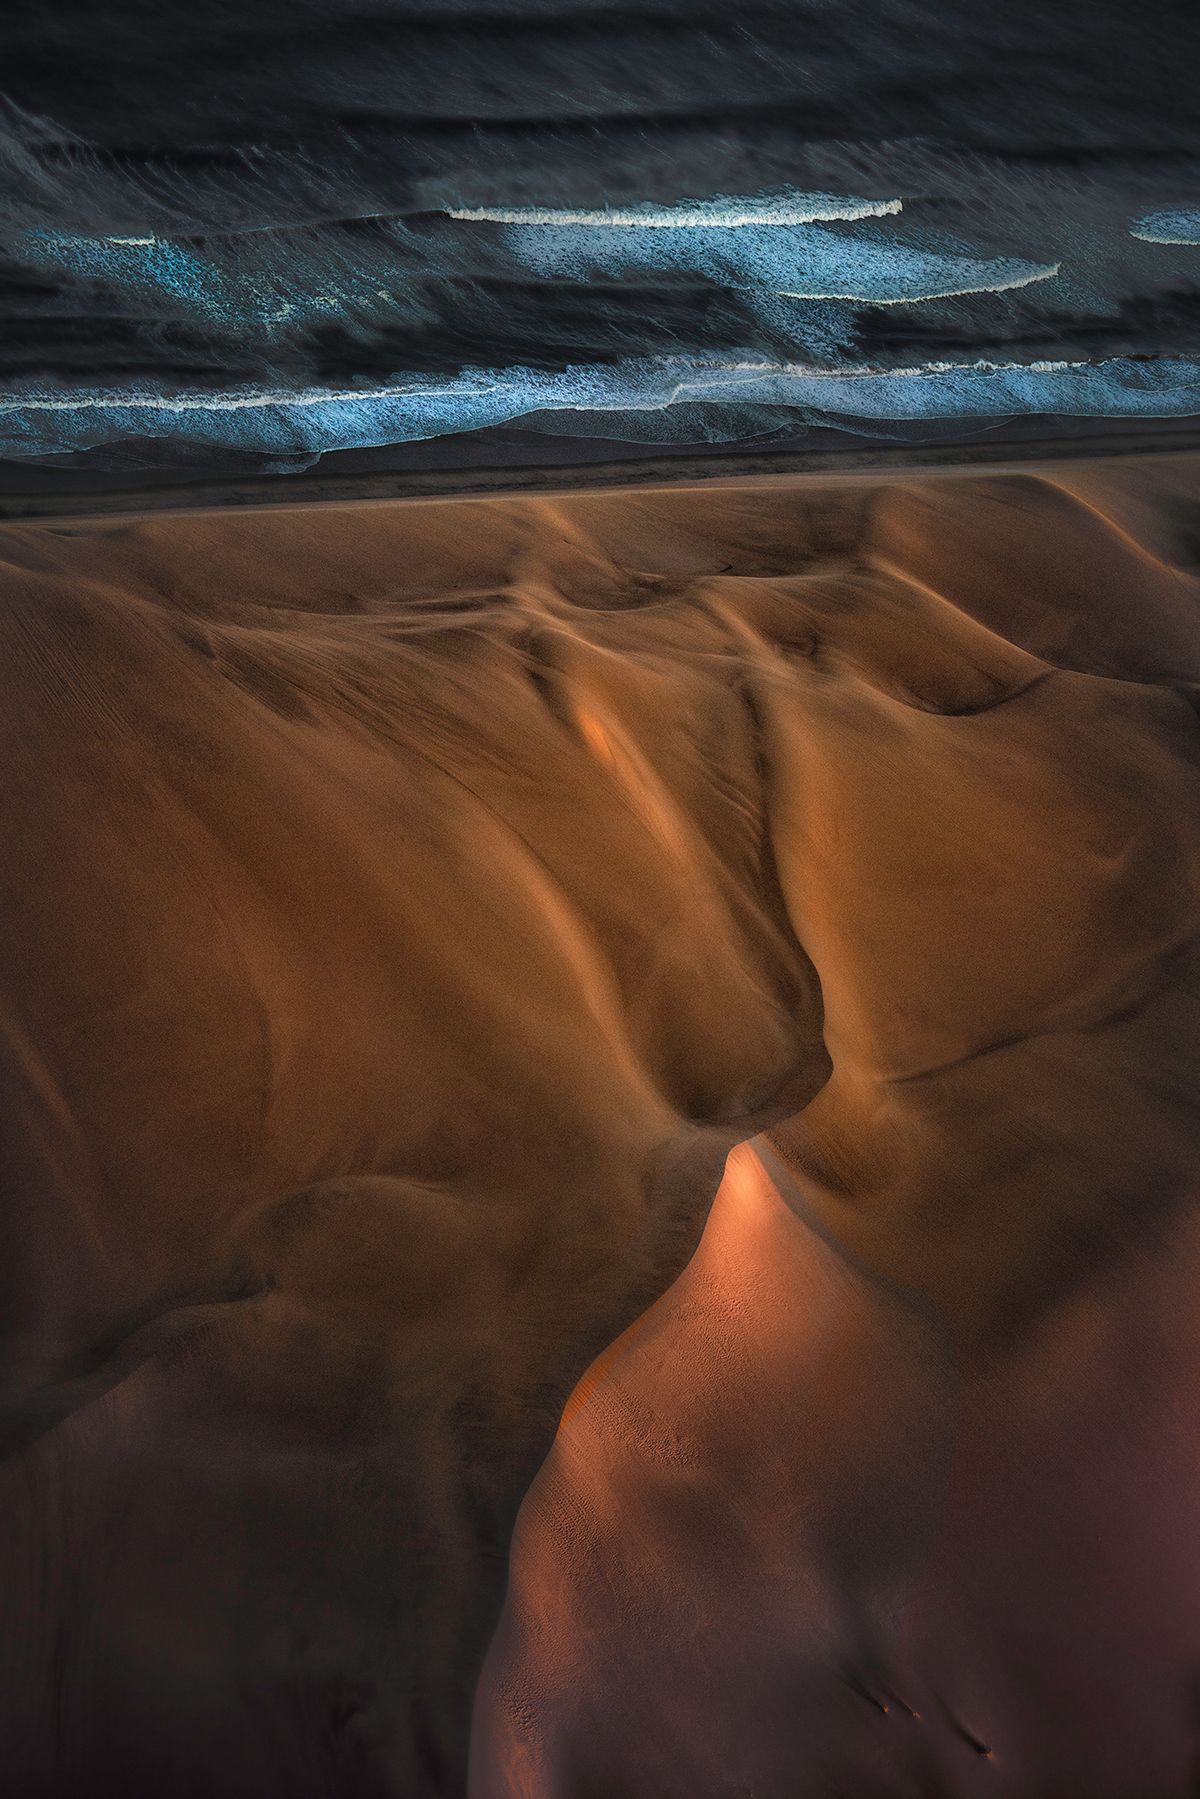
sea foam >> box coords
[2,355,1198,464]
[1131,208,1200,245]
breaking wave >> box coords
[3,355,1198,465]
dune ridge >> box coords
[1,459,1199,1795]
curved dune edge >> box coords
[0,458,1198,1795]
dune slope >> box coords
[0,459,1198,1796]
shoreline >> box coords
[3,418,1199,525]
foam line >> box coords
[445,193,904,227]
[2,355,1199,463]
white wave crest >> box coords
[444,194,904,228]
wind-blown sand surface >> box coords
[1,458,1199,1796]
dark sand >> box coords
[1,457,1199,1796]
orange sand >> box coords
[0,460,1198,1796]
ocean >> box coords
[1,0,1198,477]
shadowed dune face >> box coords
[1,461,1199,1795]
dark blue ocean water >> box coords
[1,0,1199,476]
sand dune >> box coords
[1,459,1198,1795]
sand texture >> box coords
[1,459,1199,1795]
